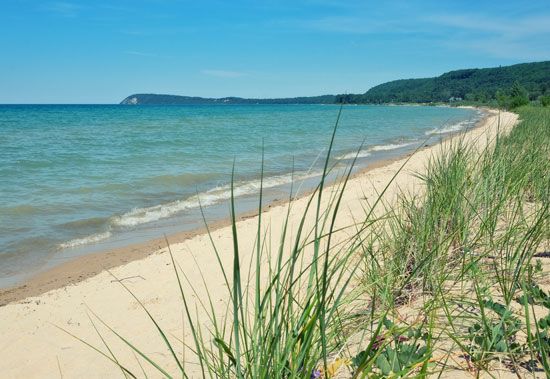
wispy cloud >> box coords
[425,13,550,37]
[123,51,159,57]
[299,16,386,34]
[121,26,196,37]
[280,9,550,60]
[201,69,247,78]
[274,15,412,34]
[42,2,82,18]
[444,37,550,61]
[424,12,550,60]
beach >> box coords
[0,108,522,378]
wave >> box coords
[111,171,319,228]
[425,120,472,135]
[370,142,416,152]
[58,171,319,249]
[336,151,371,160]
[337,141,416,160]
[59,231,112,249]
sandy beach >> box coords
[0,109,520,378]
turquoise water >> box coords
[0,104,481,285]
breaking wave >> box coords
[425,120,473,135]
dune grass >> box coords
[72,106,549,378]
[358,106,549,376]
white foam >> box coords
[57,172,320,249]
[370,142,415,152]
[336,151,371,160]
[337,141,416,160]
[59,231,112,249]
[425,120,471,135]
[112,171,318,228]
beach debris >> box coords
[109,275,145,283]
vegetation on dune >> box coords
[71,106,549,378]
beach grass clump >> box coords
[68,107,387,378]
[334,106,549,376]
[363,106,549,375]
[70,106,549,378]
[188,168,362,378]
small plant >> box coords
[466,299,523,366]
[352,318,431,377]
[519,281,550,373]
[518,282,550,309]
[533,315,550,372]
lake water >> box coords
[0,104,482,286]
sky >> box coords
[1,0,549,103]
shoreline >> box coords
[0,145,421,305]
[0,106,492,306]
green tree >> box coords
[496,90,509,110]
[508,81,530,108]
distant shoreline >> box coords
[117,61,549,106]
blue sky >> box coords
[1,0,549,103]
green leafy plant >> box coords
[518,282,550,309]
[466,299,523,364]
[519,281,550,373]
[352,318,431,377]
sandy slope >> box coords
[0,109,518,378]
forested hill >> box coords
[337,61,550,104]
[120,61,549,105]
[120,94,336,105]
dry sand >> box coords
[0,109,519,378]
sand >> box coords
[0,109,519,378]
